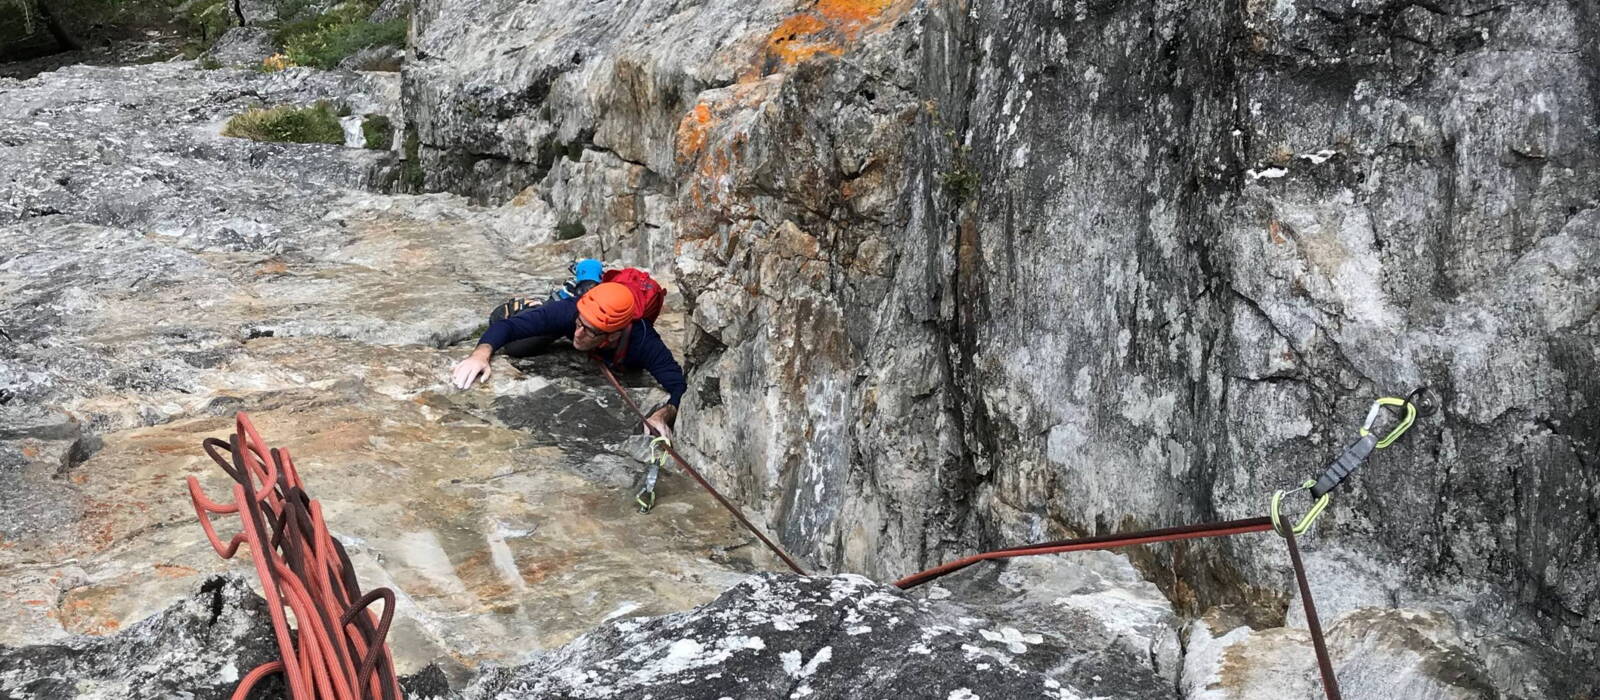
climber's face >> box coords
[573,319,616,351]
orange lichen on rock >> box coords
[674,77,784,214]
[817,0,896,23]
[744,0,909,81]
[676,102,717,163]
[765,13,839,67]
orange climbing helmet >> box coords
[577,282,636,332]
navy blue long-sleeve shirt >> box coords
[478,297,687,406]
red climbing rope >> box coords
[591,356,809,575]
[586,359,1414,699]
[891,516,1277,589]
[186,412,401,700]
[891,515,1341,699]
[1284,523,1342,700]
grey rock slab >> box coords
[203,27,277,67]
[462,573,1175,700]
[0,62,399,238]
[1177,606,1583,700]
[917,553,1184,689]
[339,46,406,73]
[0,575,280,700]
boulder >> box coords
[203,26,276,67]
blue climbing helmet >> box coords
[552,258,605,300]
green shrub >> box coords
[361,114,392,150]
[223,100,346,144]
[1,0,234,60]
[278,2,405,70]
[180,0,231,46]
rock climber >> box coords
[448,259,683,438]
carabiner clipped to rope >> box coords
[1271,480,1331,536]
[635,477,657,513]
[1272,393,1422,536]
[635,436,672,514]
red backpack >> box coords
[601,267,666,323]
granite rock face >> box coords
[402,0,1599,694]
[0,58,778,686]
[0,576,279,699]
[464,571,1175,700]
[203,27,278,67]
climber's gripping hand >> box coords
[451,344,494,389]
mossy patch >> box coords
[555,220,587,240]
[223,100,346,144]
[361,114,392,150]
[400,128,425,191]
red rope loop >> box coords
[187,412,402,700]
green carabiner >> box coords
[1271,480,1331,536]
[633,436,670,514]
[1360,397,1416,448]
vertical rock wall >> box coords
[402,0,1600,686]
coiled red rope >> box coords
[187,412,401,700]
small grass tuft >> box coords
[361,114,392,150]
[223,100,346,144]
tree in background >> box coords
[0,0,239,62]
[2,0,81,57]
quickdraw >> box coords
[591,356,808,574]
[896,389,1432,700]
[635,436,670,514]
[1270,393,1422,536]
